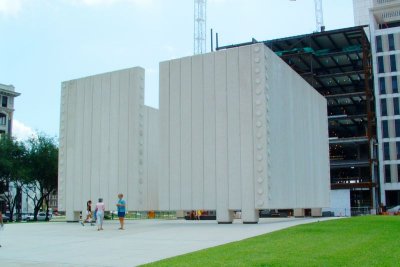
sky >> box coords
[0,0,355,140]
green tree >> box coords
[0,135,28,221]
[24,134,58,221]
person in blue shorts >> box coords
[116,193,126,230]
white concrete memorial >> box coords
[59,44,330,223]
[158,43,330,223]
[58,67,159,221]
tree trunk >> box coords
[45,196,50,221]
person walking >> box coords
[116,193,126,230]
[86,200,94,226]
[95,198,105,231]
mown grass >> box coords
[144,216,400,267]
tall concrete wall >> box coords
[159,43,330,223]
[58,67,159,221]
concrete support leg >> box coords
[311,208,322,217]
[66,210,80,222]
[294,208,305,217]
[176,210,185,219]
[242,209,259,224]
[217,209,234,224]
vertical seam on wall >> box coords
[126,73,132,207]
[81,80,85,211]
[180,62,183,209]
[117,73,120,193]
[168,62,171,210]
[126,71,130,203]
[250,46,255,210]
[225,51,229,210]
[238,48,242,209]
[191,59,194,209]
[108,74,112,206]
[189,58,193,210]
[178,61,182,210]
[89,78,93,202]
[99,76,105,198]
[213,52,217,209]
[202,55,205,209]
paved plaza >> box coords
[0,217,338,267]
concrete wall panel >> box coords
[226,48,242,210]
[73,78,85,211]
[180,57,193,210]
[146,107,159,210]
[239,45,257,221]
[90,76,102,206]
[214,50,232,222]
[100,74,111,206]
[191,55,204,209]
[169,59,182,209]
[60,67,154,220]
[118,70,129,199]
[203,53,217,210]
[159,43,330,222]
[58,83,68,213]
[82,78,93,209]
[108,71,120,208]
[159,62,170,210]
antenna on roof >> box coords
[194,0,207,54]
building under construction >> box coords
[218,26,378,211]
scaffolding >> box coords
[217,26,378,209]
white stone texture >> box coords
[58,67,159,221]
[353,0,373,26]
[159,43,330,223]
[323,189,351,217]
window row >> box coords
[377,54,397,73]
[379,76,399,94]
[381,97,400,116]
[1,96,7,108]
[381,119,400,138]
[0,113,6,125]
[376,34,397,53]
[384,164,400,183]
[383,142,400,160]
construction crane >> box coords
[194,0,206,55]
[291,0,324,32]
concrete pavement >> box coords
[0,217,339,267]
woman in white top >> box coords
[95,198,105,231]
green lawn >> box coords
[144,216,400,267]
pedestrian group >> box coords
[81,193,126,231]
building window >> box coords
[384,142,390,160]
[398,165,400,182]
[397,142,400,159]
[378,56,385,73]
[380,77,386,94]
[390,55,397,72]
[376,36,383,52]
[1,96,7,108]
[395,98,400,115]
[381,99,388,116]
[0,113,6,125]
[382,120,389,138]
[389,34,395,51]
[385,165,391,183]
[392,76,398,93]
[396,119,400,137]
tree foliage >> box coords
[25,134,58,221]
[0,135,28,221]
[0,133,58,221]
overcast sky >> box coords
[0,0,355,139]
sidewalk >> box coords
[0,217,339,267]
